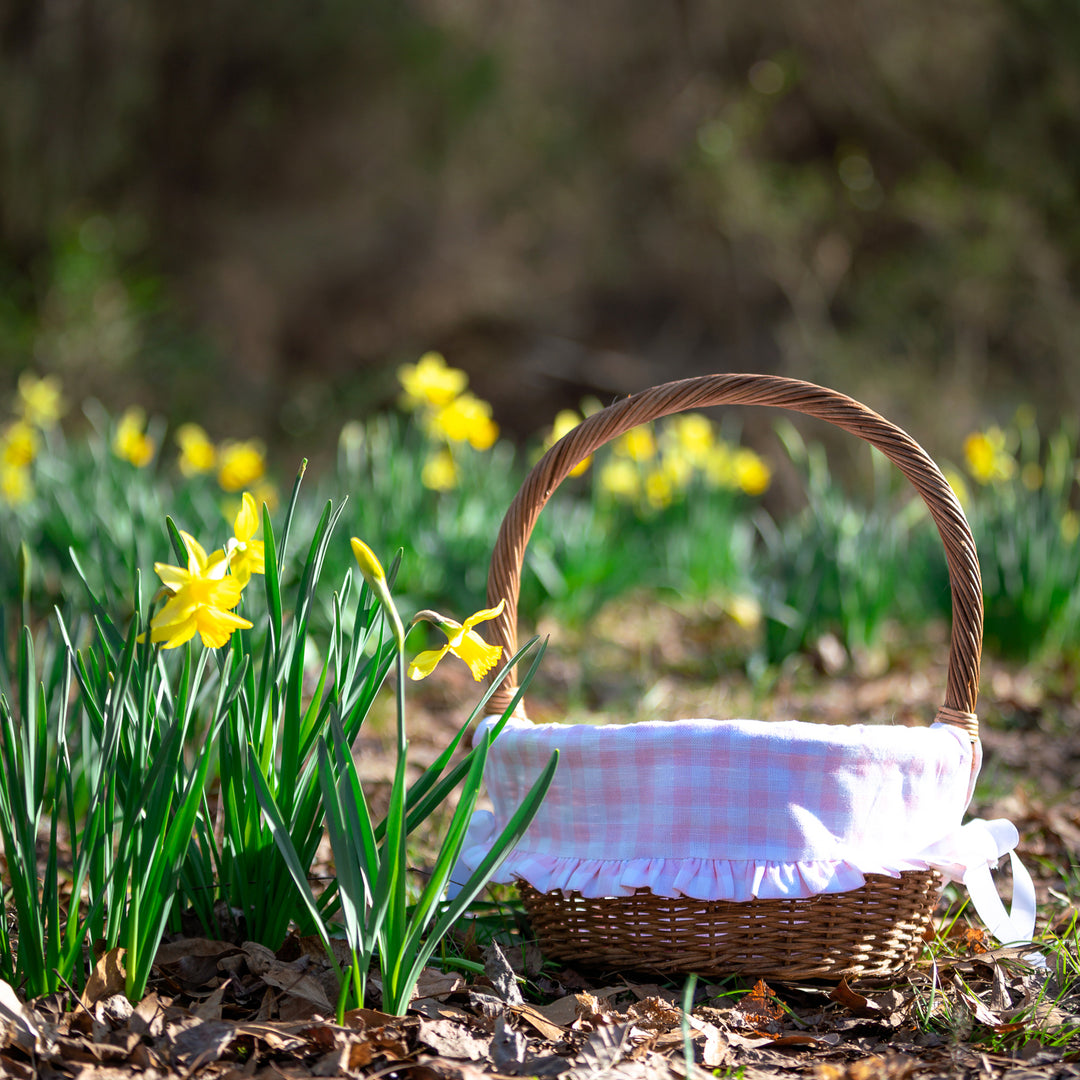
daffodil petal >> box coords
[196,608,253,647]
[151,618,198,649]
[407,646,450,681]
[180,531,209,572]
[154,562,190,592]
[461,598,506,632]
[234,492,259,543]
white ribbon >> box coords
[919,817,1042,966]
[963,850,1037,948]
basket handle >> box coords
[485,374,982,738]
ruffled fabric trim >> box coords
[452,812,1021,904]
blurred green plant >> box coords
[6,361,1080,682]
[953,407,1080,661]
[755,420,933,668]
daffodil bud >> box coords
[350,537,386,586]
[350,537,405,650]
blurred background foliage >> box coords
[2,0,1080,464]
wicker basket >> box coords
[480,374,983,981]
[477,375,984,984]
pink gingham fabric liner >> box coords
[458,716,995,902]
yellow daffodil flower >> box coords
[643,468,674,510]
[659,448,694,492]
[217,439,266,492]
[598,457,641,500]
[17,373,66,428]
[226,492,265,587]
[544,409,591,477]
[614,427,657,462]
[732,448,771,496]
[963,427,1015,485]
[426,392,499,451]
[1,421,38,468]
[398,352,468,410]
[421,447,459,491]
[0,464,32,505]
[663,413,715,465]
[176,422,217,476]
[113,406,156,467]
[408,599,506,681]
[147,532,252,649]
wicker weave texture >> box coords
[518,872,943,981]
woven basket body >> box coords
[479,374,983,980]
[518,873,942,980]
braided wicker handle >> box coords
[486,374,982,737]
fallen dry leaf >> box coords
[81,947,126,1009]
[528,993,581,1029]
[414,967,466,999]
[828,978,882,1018]
[417,1016,491,1061]
[0,979,40,1053]
[730,979,785,1032]
[510,1001,571,1043]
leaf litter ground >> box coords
[3,613,1080,1079]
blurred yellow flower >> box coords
[176,422,216,476]
[614,427,656,462]
[598,458,640,500]
[659,448,694,492]
[17,373,65,428]
[408,599,506,681]
[2,421,38,468]
[147,532,252,649]
[544,409,592,476]
[427,392,499,450]
[724,593,762,631]
[964,427,1015,485]
[664,413,715,464]
[398,352,468,410]
[0,464,32,505]
[703,442,735,488]
[421,447,459,490]
[733,449,771,496]
[226,492,265,587]
[217,439,266,492]
[643,468,674,510]
[113,407,156,467]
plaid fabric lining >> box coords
[464,716,982,901]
